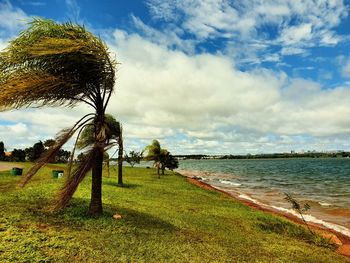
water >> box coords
[178,158,350,236]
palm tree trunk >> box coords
[118,157,123,185]
[88,106,104,216]
[88,148,103,216]
[117,130,123,186]
[107,158,110,178]
[157,166,160,178]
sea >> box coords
[177,158,350,237]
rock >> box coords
[337,244,350,257]
[321,233,342,246]
[113,214,122,220]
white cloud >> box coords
[145,0,348,62]
[130,15,195,53]
[101,30,350,153]
[319,70,333,80]
[0,106,91,150]
[279,23,313,45]
[281,47,307,56]
[341,58,350,77]
[0,0,30,37]
[22,1,46,6]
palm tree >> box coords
[76,114,121,179]
[117,124,123,186]
[144,140,168,177]
[0,19,117,216]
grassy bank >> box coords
[0,162,348,262]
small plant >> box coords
[284,193,314,235]
[124,151,143,168]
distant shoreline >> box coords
[175,152,350,160]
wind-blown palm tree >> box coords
[0,19,117,216]
[144,140,168,177]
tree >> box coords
[77,114,121,180]
[144,140,168,177]
[10,149,26,162]
[164,154,178,171]
[26,141,45,162]
[0,19,117,216]
[33,141,45,161]
[55,149,71,163]
[44,139,56,148]
[24,147,33,161]
[0,141,4,161]
[124,150,143,168]
[76,152,85,163]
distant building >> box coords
[4,152,12,157]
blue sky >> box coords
[1,0,350,154]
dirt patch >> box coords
[337,244,350,257]
[0,162,23,171]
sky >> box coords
[1,0,350,155]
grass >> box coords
[0,162,349,263]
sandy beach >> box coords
[179,170,350,257]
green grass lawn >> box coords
[0,162,348,263]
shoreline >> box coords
[179,170,350,257]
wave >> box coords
[220,180,242,186]
[238,194,262,205]
[318,202,332,207]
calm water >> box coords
[178,158,350,235]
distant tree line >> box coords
[220,152,350,159]
[173,152,350,160]
[0,140,71,163]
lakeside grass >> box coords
[0,162,348,263]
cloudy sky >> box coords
[1,0,350,154]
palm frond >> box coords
[20,128,75,187]
[67,123,94,177]
[53,146,99,210]
[0,18,116,111]
[0,71,74,110]
[20,113,95,187]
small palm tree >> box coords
[76,114,121,179]
[144,140,168,177]
[0,19,117,216]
